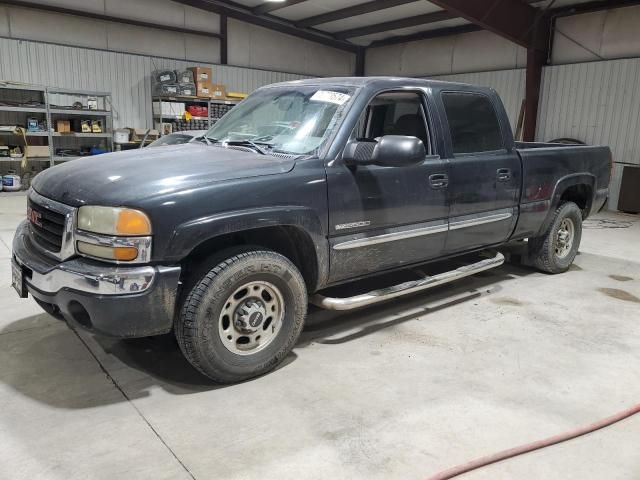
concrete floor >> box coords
[1,190,639,480]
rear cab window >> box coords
[441,92,503,155]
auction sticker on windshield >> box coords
[310,90,351,105]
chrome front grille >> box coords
[27,197,65,252]
[26,189,76,261]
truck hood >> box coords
[31,143,297,207]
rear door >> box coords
[438,90,521,253]
[326,90,449,283]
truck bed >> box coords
[511,142,611,239]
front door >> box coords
[326,90,449,284]
[439,91,521,253]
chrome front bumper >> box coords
[13,220,159,295]
[12,219,182,337]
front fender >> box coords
[165,206,329,287]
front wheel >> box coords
[528,201,583,273]
[175,249,307,383]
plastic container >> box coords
[113,129,130,144]
[2,171,22,191]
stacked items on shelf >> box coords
[0,84,49,190]
[209,101,235,121]
[152,69,197,97]
[151,65,244,136]
[48,88,113,162]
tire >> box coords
[34,298,65,321]
[529,201,583,274]
[175,248,307,383]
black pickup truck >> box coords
[12,77,610,382]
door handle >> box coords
[429,173,449,189]
[497,168,512,182]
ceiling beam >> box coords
[253,0,309,16]
[335,10,454,39]
[173,0,358,52]
[296,0,418,28]
[5,0,223,39]
[427,0,547,50]
[369,24,482,47]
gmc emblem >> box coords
[27,207,42,228]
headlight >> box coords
[78,206,152,236]
[76,206,152,262]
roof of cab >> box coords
[265,76,493,94]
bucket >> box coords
[2,171,22,192]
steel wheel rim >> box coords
[218,281,285,356]
[555,217,575,259]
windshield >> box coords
[204,85,355,155]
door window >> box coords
[441,92,503,154]
[355,92,432,154]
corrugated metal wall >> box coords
[430,69,526,130]
[0,37,309,129]
[537,57,640,209]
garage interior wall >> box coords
[365,4,640,210]
[0,1,355,76]
[0,1,356,129]
[0,36,309,129]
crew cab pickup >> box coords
[12,77,611,382]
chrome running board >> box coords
[310,251,505,311]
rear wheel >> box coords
[175,249,307,383]
[528,201,583,273]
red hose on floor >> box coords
[427,403,640,480]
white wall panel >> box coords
[23,0,106,15]
[552,5,640,64]
[184,34,221,64]
[227,19,355,76]
[106,23,186,60]
[21,0,220,33]
[0,37,308,130]
[183,5,221,34]
[366,30,526,77]
[105,0,188,29]
[8,7,108,50]
[537,58,640,209]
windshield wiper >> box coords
[194,135,212,145]
[223,140,270,155]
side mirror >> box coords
[343,135,426,167]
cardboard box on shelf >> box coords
[56,120,71,133]
[27,146,50,158]
[196,81,212,98]
[210,84,227,99]
[190,67,212,82]
[130,128,159,142]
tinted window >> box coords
[442,92,503,154]
[355,92,431,154]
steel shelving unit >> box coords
[0,83,49,166]
[47,87,113,163]
[0,82,113,169]
[152,95,240,135]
